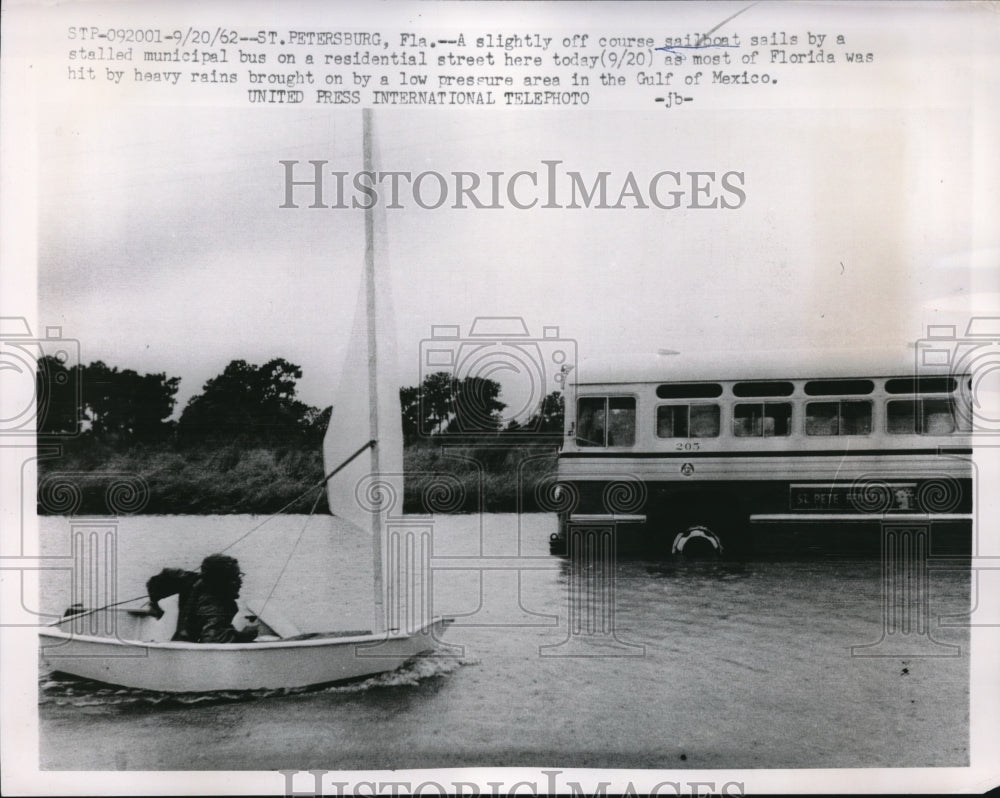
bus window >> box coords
[691,405,721,437]
[656,404,719,438]
[945,398,973,432]
[576,397,607,447]
[734,403,792,437]
[885,376,957,394]
[732,381,795,397]
[923,400,956,434]
[806,400,872,435]
[607,397,636,446]
[886,400,917,434]
[577,397,635,447]
[656,383,723,399]
[806,402,838,435]
[804,379,875,396]
[887,398,969,434]
[841,401,872,434]
[657,405,687,438]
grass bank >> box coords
[36,439,559,516]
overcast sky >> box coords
[33,3,998,417]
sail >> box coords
[322,111,403,622]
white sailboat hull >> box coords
[40,611,451,693]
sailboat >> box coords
[38,111,451,693]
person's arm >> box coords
[145,568,194,619]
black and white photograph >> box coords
[1,1,998,794]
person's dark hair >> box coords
[199,554,241,594]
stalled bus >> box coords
[549,349,974,557]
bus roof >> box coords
[569,348,956,386]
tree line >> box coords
[36,356,564,447]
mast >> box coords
[323,110,402,636]
[362,108,384,633]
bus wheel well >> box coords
[672,525,724,557]
[648,490,750,557]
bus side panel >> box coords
[550,466,973,557]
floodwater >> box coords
[38,514,969,770]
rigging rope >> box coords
[256,486,324,620]
[220,438,374,553]
[58,440,377,621]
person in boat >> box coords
[146,554,259,643]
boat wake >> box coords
[39,650,468,708]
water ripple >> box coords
[39,651,467,708]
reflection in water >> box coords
[641,558,751,581]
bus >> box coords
[548,349,974,557]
